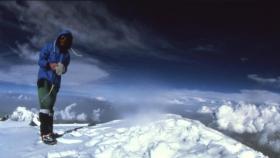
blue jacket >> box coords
[38,30,71,88]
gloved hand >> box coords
[49,63,58,71]
[55,63,65,76]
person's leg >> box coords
[37,79,58,137]
[49,111,54,134]
[48,87,58,134]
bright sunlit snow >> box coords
[0,108,267,158]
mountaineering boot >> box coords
[48,114,54,136]
[41,133,57,145]
[39,112,50,136]
[48,114,62,139]
[39,112,57,145]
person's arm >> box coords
[38,44,50,69]
[38,44,58,71]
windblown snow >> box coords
[0,110,267,158]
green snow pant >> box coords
[37,79,58,135]
[37,79,58,114]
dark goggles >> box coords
[59,34,73,41]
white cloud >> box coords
[95,96,106,101]
[69,87,280,111]
[63,61,109,86]
[0,64,37,86]
[248,74,280,87]
[92,109,101,122]
[166,99,185,105]
[197,105,215,114]
[10,43,39,61]
[76,113,87,121]
[158,89,280,105]
[215,103,263,133]
[56,103,77,121]
[0,60,108,86]
[259,123,280,153]
[55,103,101,122]
[214,102,280,153]
[55,103,88,122]
[1,1,164,60]
[68,87,280,110]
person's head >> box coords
[58,33,73,50]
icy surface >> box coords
[0,113,267,158]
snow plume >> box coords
[10,106,36,122]
[214,102,280,153]
[55,103,101,122]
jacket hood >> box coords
[54,30,73,50]
[56,30,73,40]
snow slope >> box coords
[0,114,267,158]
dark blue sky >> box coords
[91,0,280,92]
[0,0,279,96]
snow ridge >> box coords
[46,114,266,158]
[9,106,36,122]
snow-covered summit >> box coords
[9,106,36,122]
[73,114,266,158]
[0,113,267,158]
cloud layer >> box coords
[248,74,280,88]
[215,103,280,133]
[158,89,280,106]
[214,102,280,153]
[0,1,172,90]
[1,1,166,60]
[0,61,109,87]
